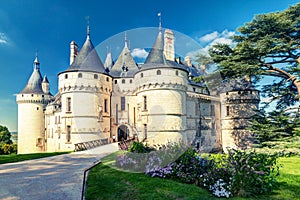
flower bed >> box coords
[115,142,280,198]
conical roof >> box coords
[21,68,44,94]
[66,36,105,73]
[42,75,49,83]
[110,44,138,77]
[144,30,166,64]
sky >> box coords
[0,0,299,132]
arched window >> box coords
[141,73,144,78]
[78,73,82,78]
[94,74,98,79]
[122,79,125,84]
[130,79,133,84]
[157,70,161,75]
[65,74,68,79]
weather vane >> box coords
[158,12,162,31]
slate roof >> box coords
[65,35,106,73]
[110,44,139,77]
[219,78,258,93]
[21,68,44,94]
[144,30,166,65]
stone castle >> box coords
[16,23,260,154]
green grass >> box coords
[86,153,300,200]
[0,151,71,164]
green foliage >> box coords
[249,109,300,143]
[209,3,300,108]
[128,141,155,153]
[203,149,280,197]
[0,125,12,145]
[0,143,17,155]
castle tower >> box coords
[134,18,189,145]
[16,55,52,154]
[220,79,260,151]
[55,23,112,150]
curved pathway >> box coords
[0,143,118,200]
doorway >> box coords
[117,125,129,141]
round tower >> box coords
[220,79,260,151]
[16,55,52,154]
[56,27,112,150]
[134,26,189,145]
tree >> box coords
[208,3,300,110]
[249,108,300,143]
[0,125,12,145]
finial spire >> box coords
[158,12,162,32]
[33,50,40,70]
[124,31,128,48]
[86,16,90,38]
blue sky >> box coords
[0,0,298,132]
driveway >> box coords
[0,143,118,200]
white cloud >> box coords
[188,29,236,57]
[0,33,8,44]
[131,48,149,59]
[199,31,218,42]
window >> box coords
[122,79,125,84]
[176,70,179,76]
[104,99,108,113]
[37,107,39,110]
[94,74,98,79]
[143,96,147,111]
[157,70,161,75]
[116,104,118,124]
[211,105,215,116]
[106,77,109,82]
[193,87,196,92]
[66,126,71,142]
[226,106,230,116]
[141,73,143,78]
[238,91,241,95]
[115,80,117,84]
[31,94,34,97]
[78,73,82,78]
[144,124,147,139]
[42,95,44,98]
[65,74,68,79]
[226,92,229,95]
[66,97,71,112]
[121,97,125,111]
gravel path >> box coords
[0,143,118,200]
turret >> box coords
[220,78,260,151]
[16,54,52,154]
[42,75,50,94]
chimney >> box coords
[184,56,192,67]
[70,41,78,65]
[164,29,175,61]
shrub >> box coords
[0,143,17,154]
[128,141,155,153]
[203,149,280,197]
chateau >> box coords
[16,23,260,154]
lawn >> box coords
[85,153,300,200]
[0,151,71,164]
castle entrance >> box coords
[117,125,129,141]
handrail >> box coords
[74,138,109,152]
[81,160,102,200]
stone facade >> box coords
[16,27,259,154]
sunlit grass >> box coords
[0,151,71,164]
